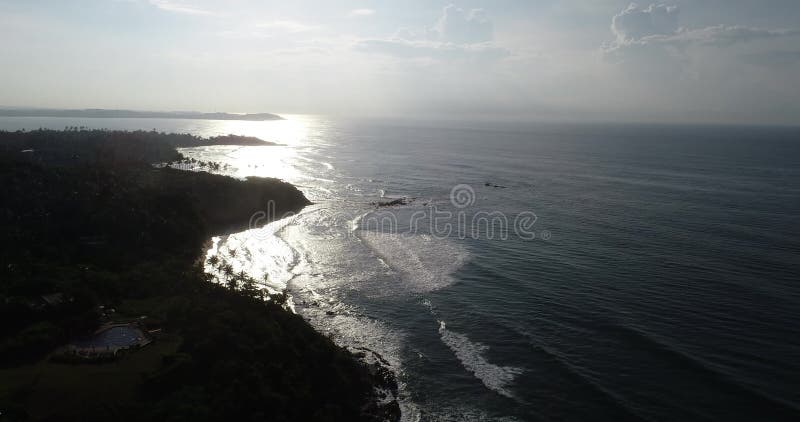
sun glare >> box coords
[176,115,319,184]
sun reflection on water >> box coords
[195,114,313,147]
[176,115,323,186]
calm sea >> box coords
[3,116,799,421]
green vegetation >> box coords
[0,129,399,421]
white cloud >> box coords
[431,5,493,44]
[354,4,505,61]
[612,3,679,43]
[643,25,800,47]
[606,3,800,57]
[349,9,375,18]
[148,0,213,16]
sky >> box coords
[1,0,799,124]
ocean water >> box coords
[3,116,800,421]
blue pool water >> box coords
[73,326,145,349]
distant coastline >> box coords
[0,108,283,121]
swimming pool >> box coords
[72,325,146,349]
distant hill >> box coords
[0,108,283,121]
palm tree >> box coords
[207,255,220,268]
[222,264,236,290]
[241,273,258,297]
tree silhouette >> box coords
[207,254,220,268]
[221,263,235,290]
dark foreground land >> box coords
[0,129,399,421]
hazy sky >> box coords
[1,0,799,124]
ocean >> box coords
[2,115,799,421]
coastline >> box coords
[0,129,400,421]
[0,108,284,121]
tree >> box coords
[221,264,235,290]
[206,255,220,268]
[241,273,259,298]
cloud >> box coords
[148,0,213,16]
[612,3,679,43]
[354,4,506,61]
[431,5,493,44]
[349,9,375,18]
[643,25,800,47]
[605,3,800,57]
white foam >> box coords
[290,285,421,421]
[359,232,469,293]
[349,211,367,232]
[438,321,523,399]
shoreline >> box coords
[0,128,400,421]
[201,202,406,417]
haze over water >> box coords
[3,116,799,421]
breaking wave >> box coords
[438,321,524,399]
